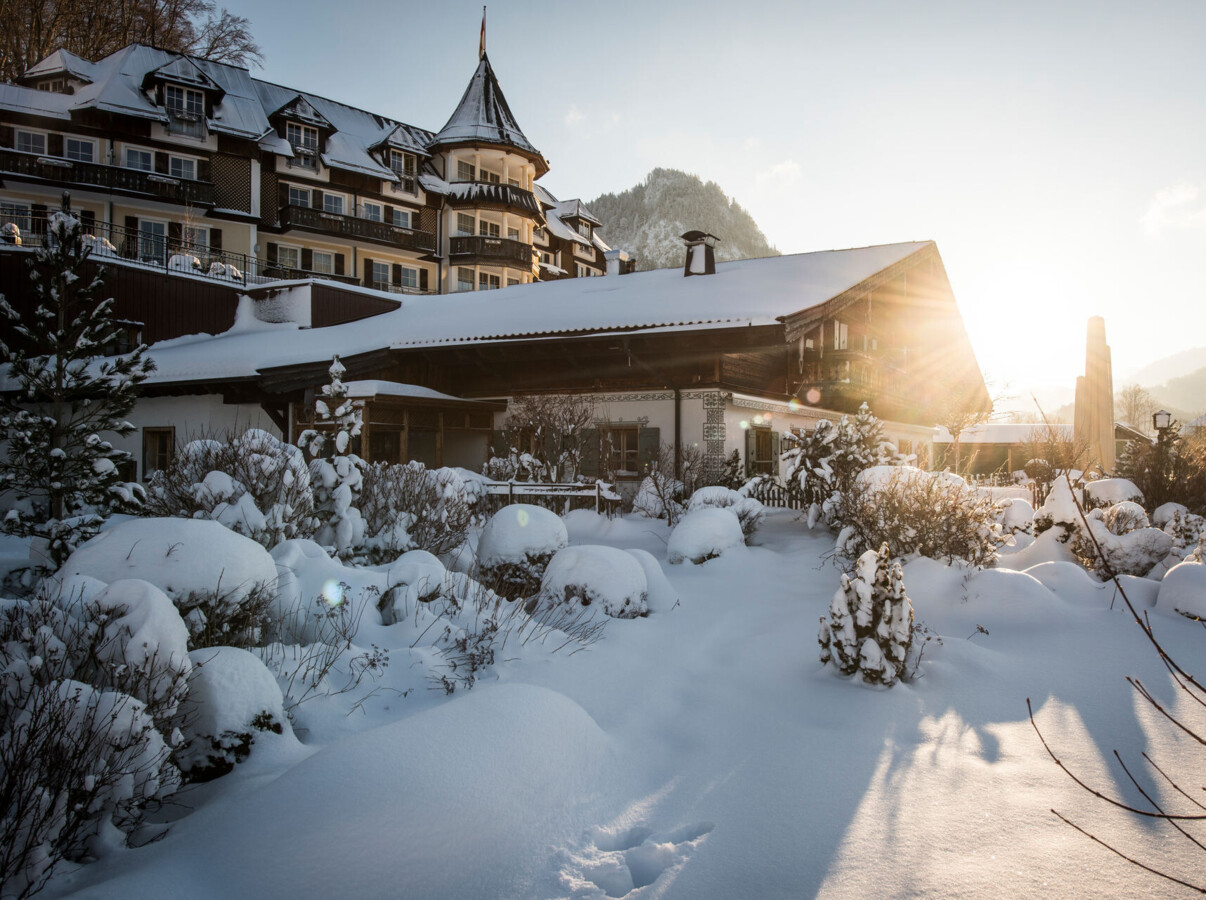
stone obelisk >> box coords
[1074,316,1114,473]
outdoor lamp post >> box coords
[1153,409,1172,435]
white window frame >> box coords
[577,220,592,238]
[276,245,301,270]
[64,136,95,163]
[15,130,47,155]
[834,321,848,351]
[533,225,548,244]
[392,208,412,228]
[506,277,520,287]
[456,213,475,236]
[168,155,196,180]
[1,201,32,233]
[360,201,382,222]
[183,225,208,250]
[478,271,500,291]
[456,160,475,181]
[287,186,311,207]
[371,260,390,287]
[478,220,500,238]
[481,169,501,184]
[138,218,168,262]
[166,85,204,117]
[312,250,335,275]
[322,193,345,215]
[507,226,519,241]
[456,266,475,292]
[389,150,416,177]
[398,266,418,289]
[125,146,153,171]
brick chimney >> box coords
[681,231,719,276]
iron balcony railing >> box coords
[0,148,215,206]
[449,235,534,266]
[0,214,357,289]
[278,203,436,253]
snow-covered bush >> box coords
[0,197,154,569]
[818,543,914,686]
[687,486,764,540]
[358,461,475,564]
[145,428,315,549]
[996,497,1035,536]
[1084,478,1143,512]
[833,467,1001,567]
[782,404,893,516]
[175,646,289,782]
[1032,478,1082,542]
[667,508,746,565]
[1156,558,1206,619]
[1073,505,1174,578]
[58,518,279,649]
[1102,500,1149,535]
[623,548,679,612]
[632,472,685,523]
[1117,426,1206,515]
[537,545,649,619]
[475,504,569,599]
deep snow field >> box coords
[39,508,1204,900]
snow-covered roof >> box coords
[429,54,542,163]
[932,423,1074,443]
[141,241,934,386]
[21,49,96,84]
[344,380,496,405]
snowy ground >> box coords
[44,509,1203,899]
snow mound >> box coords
[1085,477,1143,507]
[477,504,568,568]
[1023,562,1111,607]
[59,518,278,606]
[997,497,1034,534]
[667,508,746,565]
[623,548,678,612]
[538,545,648,618]
[1152,502,1188,529]
[177,646,291,780]
[1156,560,1206,619]
[687,486,764,538]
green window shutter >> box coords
[638,426,660,473]
[771,431,781,475]
[745,428,756,476]
[580,428,600,478]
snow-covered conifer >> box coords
[0,194,154,567]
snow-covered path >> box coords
[53,511,1202,899]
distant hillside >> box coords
[588,168,779,271]
[1127,346,1206,386]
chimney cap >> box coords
[681,230,720,247]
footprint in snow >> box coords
[557,821,715,898]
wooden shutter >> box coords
[209,228,222,251]
[363,258,373,285]
[47,133,63,157]
[384,205,393,224]
[266,242,278,264]
[637,426,660,473]
[0,125,13,148]
[168,221,182,251]
[154,152,168,174]
[579,428,599,478]
[123,215,138,255]
[79,210,96,234]
[278,182,288,209]
[771,431,781,475]
[334,253,344,275]
[392,263,402,285]
[312,189,324,210]
[301,248,313,270]
[419,268,428,291]
[197,158,211,181]
[745,428,756,476]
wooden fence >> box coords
[478,481,622,518]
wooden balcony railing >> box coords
[278,203,436,253]
[445,181,540,215]
[0,148,215,205]
[449,235,534,266]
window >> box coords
[64,138,94,162]
[312,251,334,275]
[142,428,175,479]
[507,227,519,241]
[577,220,592,238]
[603,427,640,476]
[138,220,167,262]
[456,160,475,181]
[457,266,475,292]
[392,208,411,228]
[481,170,501,184]
[361,201,382,222]
[37,79,65,93]
[15,131,46,155]
[165,85,204,117]
[507,277,520,287]
[322,194,344,215]
[277,245,300,269]
[389,150,416,177]
[541,251,552,264]
[125,148,152,171]
[576,264,594,278]
[398,266,418,289]
[286,122,319,169]
[456,213,475,236]
[1,202,31,234]
[288,186,310,207]
[508,178,520,187]
[183,225,208,250]
[533,225,547,242]
[478,220,500,238]
[169,156,196,180]
[834,321,848,351]
[751,428,775,475]
[478,272,500,291]
[372,261,390,287]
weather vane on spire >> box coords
[479,6,487,60]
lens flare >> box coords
[321,579,345,607]
[805,388,821,405]
[516,508,529,527]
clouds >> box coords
[564,104,585,127]
[754,160,802,188]
[1141,182,1206,236]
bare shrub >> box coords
[358,461,475,563]
[492,394,596,483]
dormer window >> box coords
[389,150,416,178]
[577,220,592,239]
[286,123,319,169]
[165,85,204,118]
[37,79,66,93]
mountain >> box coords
[588,168,779,271]
[1125,346,1206,387]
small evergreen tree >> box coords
[298,356,365,558]
[818,543,914,686]
[0,195,153,568]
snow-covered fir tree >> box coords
[298,355,365,558]
[819,543,914,686]
[783,403,892,520]
[0,194,154,567]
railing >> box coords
[278,203,436,253]
[0,148,215,205]
[741,478,807,511]
[445,181,539,214]
[478,481,622,518]
[387,175,418,195]
[449,235,534,266]
[166,110,207,139]
[365,280,438,296]
[0,215,356,289]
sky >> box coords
[233,0,1205,409]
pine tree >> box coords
[0,194,154,568]
[298,356,365,558]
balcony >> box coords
[444,181,539,216]
[449,235,534,267]
[0,148,215,206]
[278,203,436,253]
[166,109,207,139]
